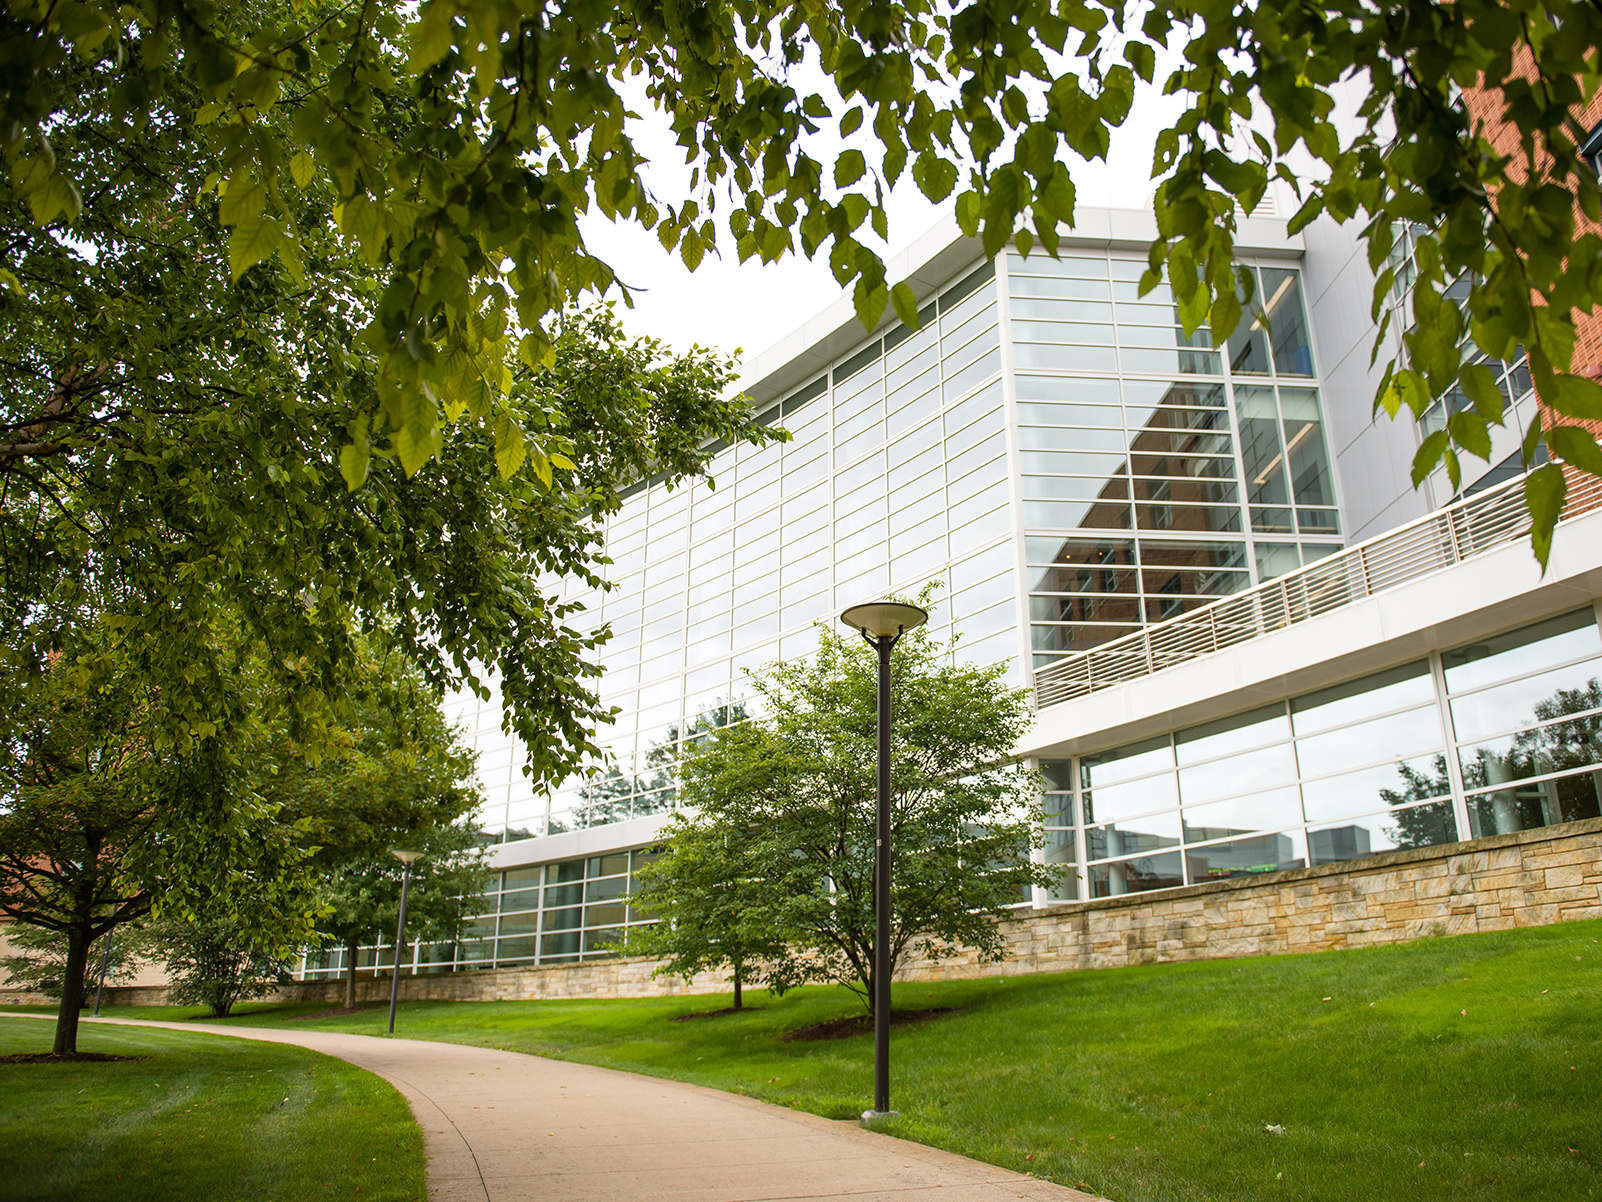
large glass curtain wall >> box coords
[1041,606,1602,901]
[294,849,660,979]
[1009,252,1345,671]
[473,261,1025,841]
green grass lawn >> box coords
[10,918,1602,1202]
[0,1018,426,1202]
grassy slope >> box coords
[9,919,1601,1201]
[0,1020,426,1202]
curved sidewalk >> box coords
[65,1015,1106,1202]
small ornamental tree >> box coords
[662,606,1056,1015]
[154,919,291,1017]
[624,825,792,1010]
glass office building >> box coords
[294,207,1602,982]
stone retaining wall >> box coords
[6,818,1596,1011]
[904,815,1602,981]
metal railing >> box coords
[1032,470,1602,709]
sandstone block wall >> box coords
[6,818,1596,1011]
[901,816,1602,981]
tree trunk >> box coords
[54,924,92,1055]
[732,967,743,1011]
[343,937,359,1009]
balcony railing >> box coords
[1032,470,1602,709]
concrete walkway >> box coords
[13,1015,1108,1202]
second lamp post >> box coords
[387,848,424,1035]
[839,598,928,1119]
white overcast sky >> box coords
[577,67,1191,369]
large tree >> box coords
[0,21,777,786]
[7,0,1602,558]
[651,614,1055,1016]
[0,646,314,1053]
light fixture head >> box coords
[390,849,425,864]
[840,600,929,640]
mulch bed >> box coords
[288,1005,383,1021]
[0,1051,142,1063]
[780,1008,960,1042]
[670,1006,764,1022]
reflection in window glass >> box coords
[1086,811,1182,860]
[1279,388,1336,509]
[1295,705,1444,779]
[1457,707,1602,793]
[1080,735,1174,788]
[1292,661,1434,734]
[1235,385,1288,510]
[1467,769,1602,837]
[1307,801,1457,863]
[1300,754,1453,821]
[1449,661,1602,743]
[1176,705,1291,764]
[1186,830,1304,882]
[1441,609,1602,695]
[1260,268,1314,376]
[1088,852,1185,898]
[1226,267,1272,374]
[1081,771,1180,824]
[1181,787,1302,842]
[1178,742,1298,805]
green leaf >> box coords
[1525,463,1567,570]
[339,434,371,491]
[834,150,866,188]
[1547,423,1602,477]
[1411,430,1449,488]
[891,281,921,329]
[840,106,864,136]
[218,180,265,227]
[393,386,442,477]
[1545,373,1602,421]
[289,152,317,190]
[228,215,285,281]
[1457,364,1507,422]
[493,412,528,480]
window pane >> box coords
[1087,852,1184,897]
[1176,705,1290,764]
[1235,384,1288,508]
[1081,770,1179,824]
[1292,661,1435,734]
[1307,801,1458,864]
[1086,811,1182,860]
[1261,268,1314,376]
[1467,768,1602,837]
[1181,787,1302,842]
[1296,705,1445,779]
[1442,609,1602,694]
[1279,388,1336,508]
[1179,742,1298,805]
[1080,737,1173,789]
[1186,830,1305,882]
[1458,708,1602,794]
[1450,661,1602,743]
[1301,754,1453,822]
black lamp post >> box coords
[387,849,424,1035]
[839,598,928,1120]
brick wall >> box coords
[6,818,1596,1011]
[1460,49,1602,447]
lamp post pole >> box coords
[840,599,928,1121]
[388,849,424,1035]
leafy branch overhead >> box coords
[8,0,1602,556]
